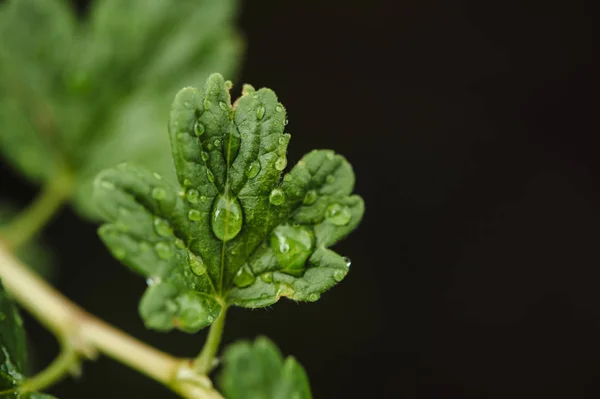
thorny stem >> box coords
[0,168,72,251]
[0,242,225,399]
[194,304,228,374]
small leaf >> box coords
[218,336,312,399]
[0,0,242,219]
[0,281,59,398]
[94,74,364,332]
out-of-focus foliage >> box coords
[218,336,312,399]
[0,0,242,219]
[0,281,58,398]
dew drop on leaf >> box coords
[275,157,287,171]
[188,252,207,276]
[246,161,261,179]
[153,218,171,237]
[233,264,255,288]
[151,187,167,200]
[203,99,211,110]
[303,190,318,205]
[333,269,346,282]
[344,256,352,267]
[207,170,215,183]
[260,272,274,283]
[154,242,173,259]
[214,139,221,147]
[211,194,243,241]
[307,293,320,302]
[275,105,283,112]
[269,189,285,205]
[256,105,266,120]
[194,121,205,137]
[188,209,202,222]
[201,152,209,162]
[146,276,161,286]
[325,203,351,226]
[276,283,295,297]
[186,189,200,204]
[270,224,314,276]
[219,101,228,111]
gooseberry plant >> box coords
[0,1,363,398]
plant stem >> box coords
[0,169,71,250]
[18,342,79,394]
[0,242,224,399]
[194,305,228,374]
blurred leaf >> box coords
[0,282,58,398]
[218,336,312,399]
[93,74,364,333]
[0,204,55,281]
[0,0,242,219]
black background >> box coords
[1,0,599,398]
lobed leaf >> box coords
[218,336,312,399]
[94,74,364,332]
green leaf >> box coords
[93,73,364,332]
[0,0,242,219]
[218,336,312,399]
[0,282,58,399]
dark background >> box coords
[1,0,599,398]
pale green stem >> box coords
[194,305,228,374]
[18,342,79,395]
[0,242,224,399]
[0,169,72,250]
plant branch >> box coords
[0,168,72,250]
[0,242,224,399]
[194,305,228,374]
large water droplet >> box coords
[260,272,274,283]
[186,189,199,204]
[211,194,243,241]
[188,252,206,276]
[233,264,255,288]
[303,190,318,205]
[325,203,351,226]
[188,209,202,222]
[256,105,266,120]
[153,218,171,237]
[270,224,314,276]
[269,189,285,205]
[154,242,173,259]
[275,156,287,171]
[246,161,261,179]
[206,170,215,183]
[194,121,205,137]
[276,283,295,297]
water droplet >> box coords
[303,190,318,205]
[219,101,228,111]
[207,170,215,183]
[214,139,221,147]
[153,218,171,237]
[154,242,172,259]
[276,283,295,297]
[186,189,200,204]
[188,252,206,276]
[283,174,292,182]
[275,156,287,171]
[183,179,193,186]
[284,119,289,126]
[113,248,126,260]
[326,175,335,184]
[260,272,274,283]
[344,256,352,267]
[175,239,186,249]
[194,120,205,137]
[200,195,207,202]
[270,224,314,276]
[278,136,288,145]
[269,189,285,205]
[188,209,202,222]
[256,105,266,120]
[211,194,243,241]
[203,99,211,110]
[333,270,346,282]
[207,315,215,323]
[153,172,163,180]
[101,180,115,190]
[146,276,161,286]
[307,293,320,302]
[325,203,352,226]
[201,151,209,162]
[233,264,255,288]
[152,187,166,200]
[275,105,283,112]
[246,161,261,179]
[206,143,214,151]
